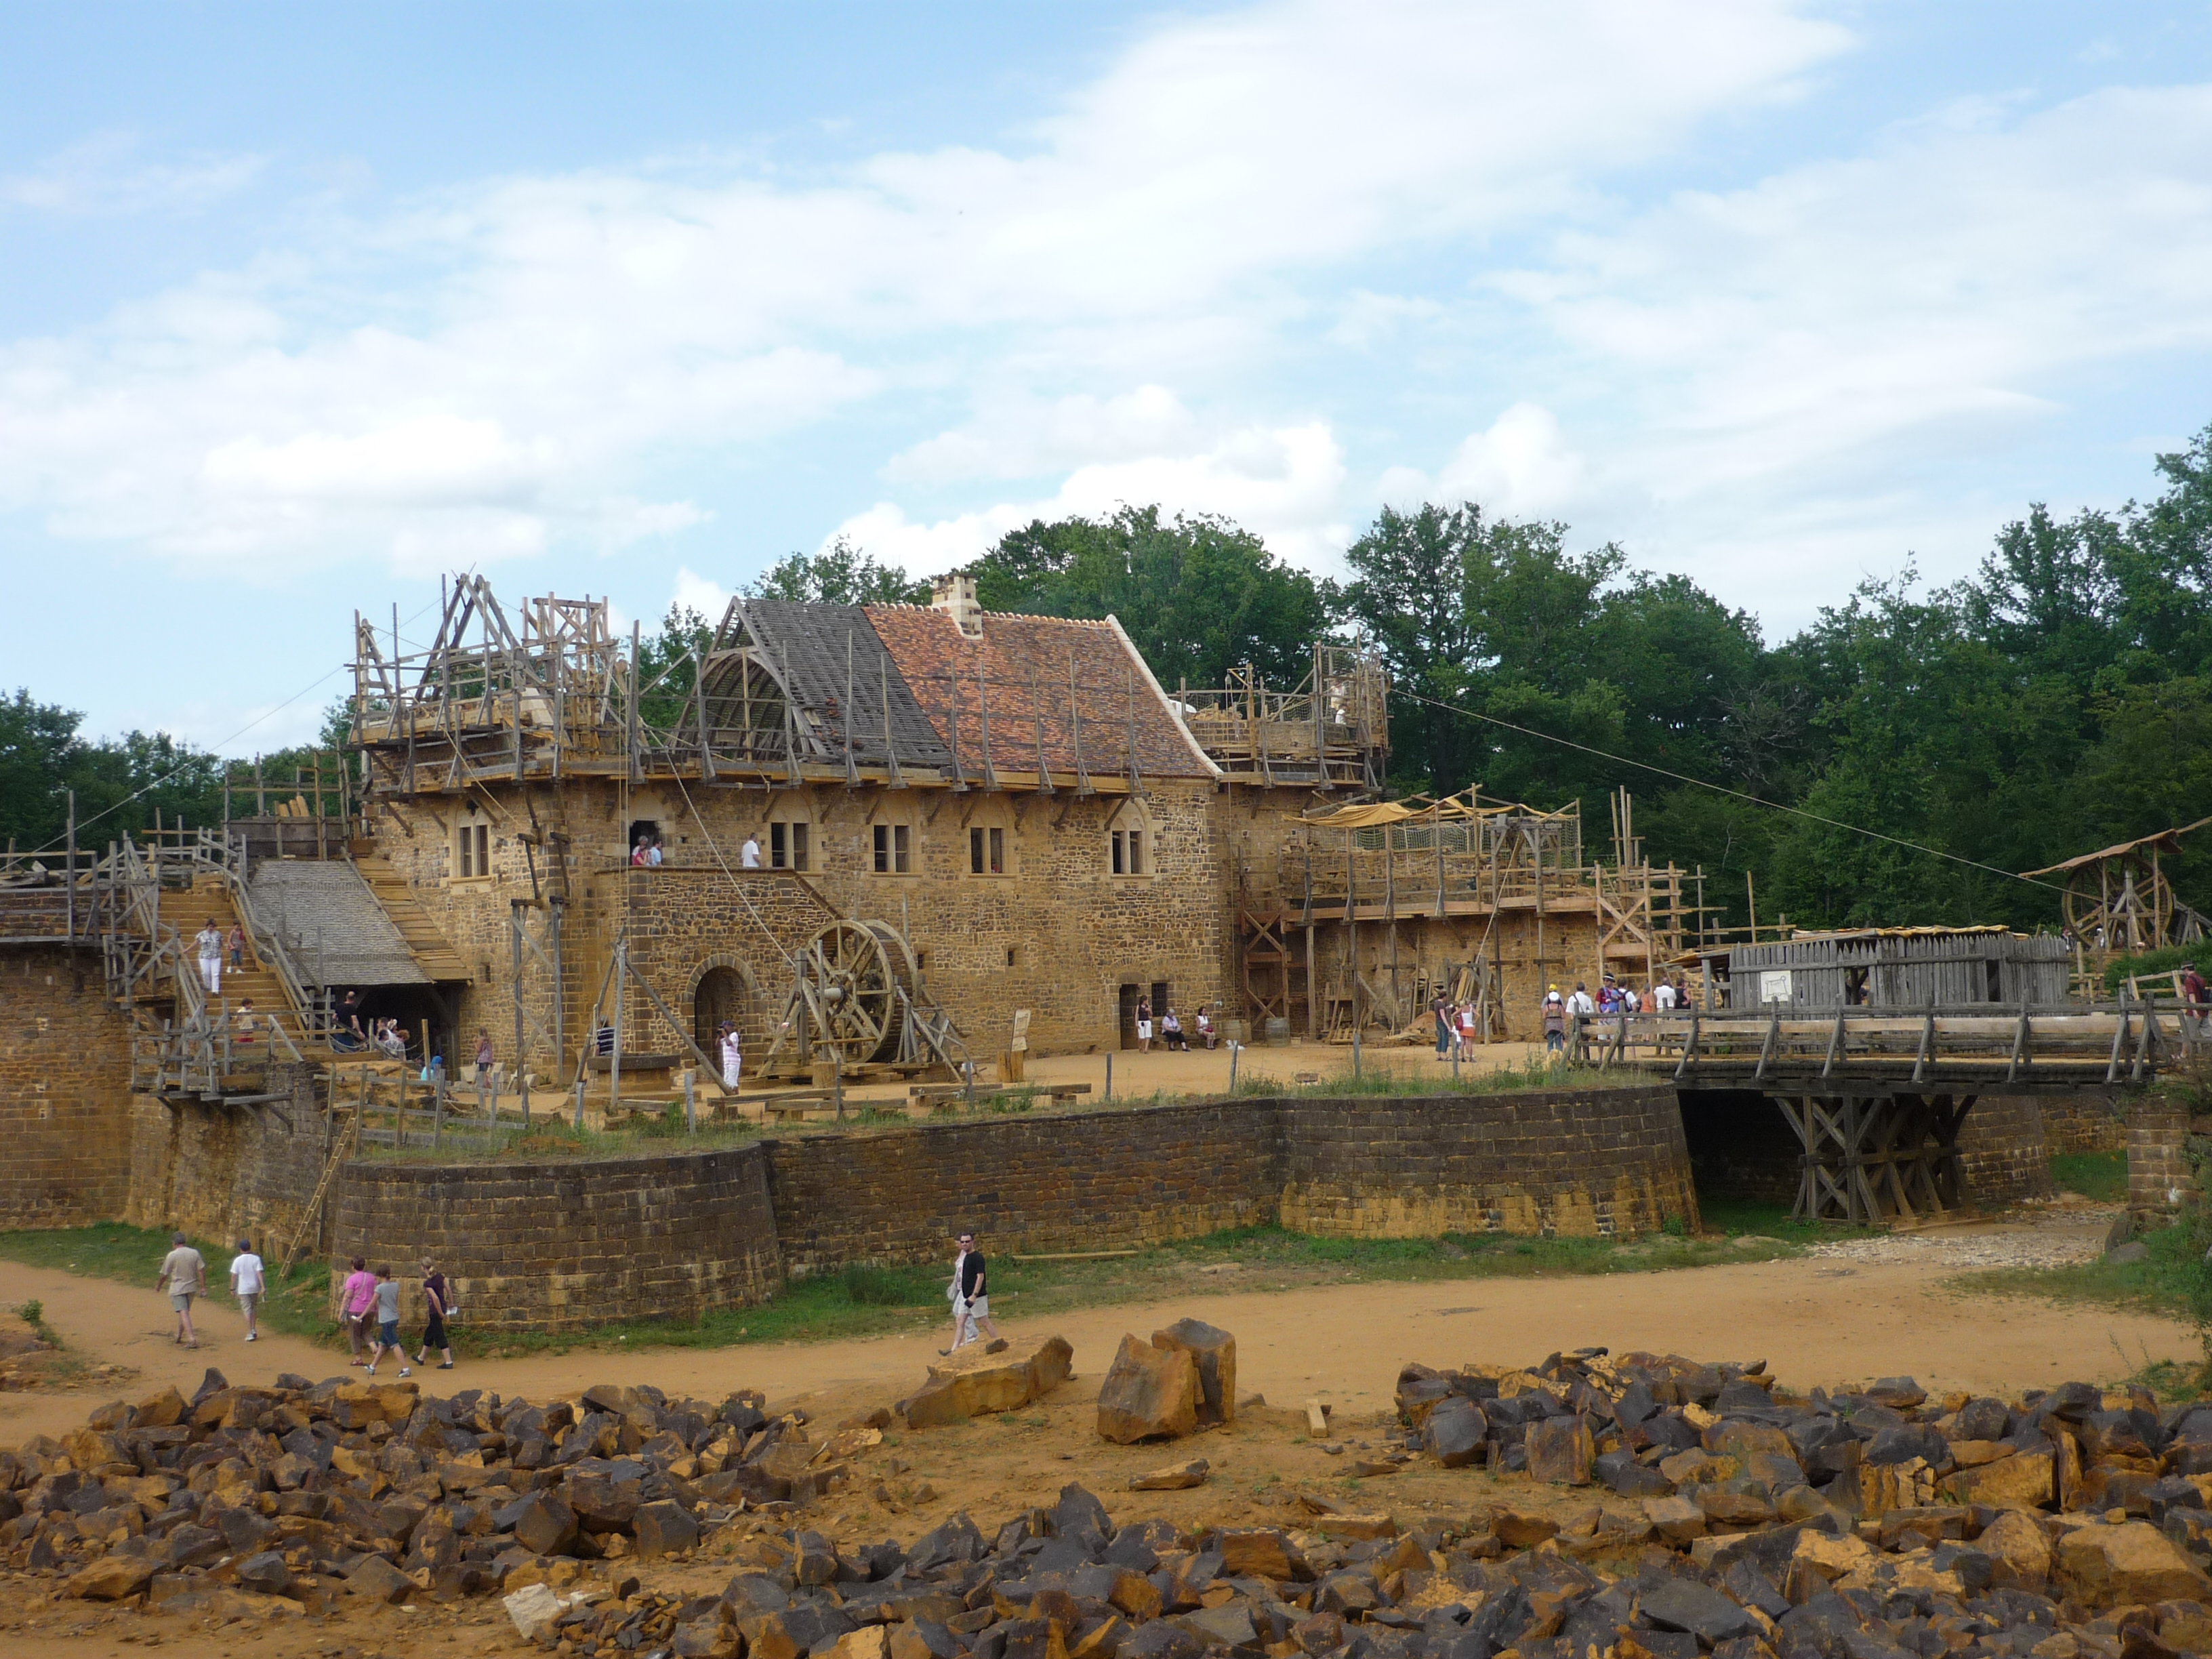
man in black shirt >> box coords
[945,1229,1002,1351]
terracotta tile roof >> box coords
[863,607,1218,782]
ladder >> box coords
[279,1090,363,1278]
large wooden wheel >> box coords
[2060,860,2174,954]
[794,920,918,1064]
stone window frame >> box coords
[1107,799,1154,879]
[451,815,494,884]
[962,798,1015,879]
[767,817,813,873]
[868,814,916,877]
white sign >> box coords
[1759,970,1795,1003]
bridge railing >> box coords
[1575,997,2200,1086]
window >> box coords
[770,821,810,872]
[968,825,1004,875]
[873,822,912,874]
[1111,827,1145,876]
[456,821,489,880]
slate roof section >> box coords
[731,599,955,771]
[863,607,1221,781]
[246,860,430,987]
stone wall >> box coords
[327,1143,782,1332]
[2042,1090,2128,1153]
[2127,1099,2193,1226]
[763,1099,1286,1275]
[0,947,134,1227]
[1954,1095,2057,1206]
[315,1084,1698,1328]
[123,1064,331,1251]
[1278,1086,1699,1239]
[369,773,1239,1070]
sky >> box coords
[3,1,2211,755]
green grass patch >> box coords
[0,1221,333,1343]
[1948,1220,2198,1319]
[2102,945,2197,997]
[2051,1150,2129,1204]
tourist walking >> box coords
[340,1256,378,1364]
[226,922,247,970]
[194,917,223,996]
[740,833,762,869]
[157,1232,205,1349]
[1541,986,1566,1054]
[1431,991,1452,1058]
[228,1237,264,1343]
[473,1028,495,1097]
[718,1020,743,1091]
[414,1258,455,1370]
[1654,977,1677,1010]
[1135,996,1153,1053]
[233,998,258,1047]
[332,989,365,1050]
[363,1265,410,1376]
[943,1229,1000,1351]
[2183,961,2208,1037]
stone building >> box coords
[345,573,1391,1079]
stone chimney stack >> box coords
[930,571,984,638]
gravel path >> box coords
[1803,1208,2118,1271]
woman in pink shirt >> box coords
[340,1256,379,1365]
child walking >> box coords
[363,1265,411,1377]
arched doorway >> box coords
[694,965,750,1053]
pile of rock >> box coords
[1,1366,883,1610]
[1097,1320,1237,1444]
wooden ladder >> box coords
[280,1100,362,1278]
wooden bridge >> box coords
[1576,1002,2198,1225]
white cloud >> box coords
[1398,403,1589,519]
[0,0,1847,575]
[672,566,733,618]
[1,132,266,215]
[842,419,1351,573]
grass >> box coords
[0,1221,333,1344]
[2051,1149,2128,1204]
[1949,1219,2198,1321]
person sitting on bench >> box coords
[1160,1007,1188,1050]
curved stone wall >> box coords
[327,1142,781,1332]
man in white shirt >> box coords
[740,834,762,869]
[1565,983,1595,1018]
[229,1239,265,1342]
[1654,979,1677,1010]
[194,918,224,996]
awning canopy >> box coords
[2021,817,2212,878]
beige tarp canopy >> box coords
[2020,817,2212,878]
[1299,790,1569,830]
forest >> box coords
[5,425,2208,941]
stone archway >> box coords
[689,954,765,1053]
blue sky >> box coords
[4,1,2211,754]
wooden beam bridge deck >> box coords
[1576,1001,2197,1225]
[1580,1003,2194,1092]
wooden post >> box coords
[684,1067,696,1135]
[432,1076,446,1149]
[1104,1052,1112,1101]
[64,790,75,941]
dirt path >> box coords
[1,1216,2184,1449]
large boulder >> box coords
[1097,1334,1199,1443]
[2056,1522,2212,1610]
[903,1334,1075,1429]
[1150,1319,1237,1427]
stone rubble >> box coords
[12,1343,2212,1659]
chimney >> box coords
[930,571,984,639]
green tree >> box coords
[972,505,1332,691]
[745,535,930,607]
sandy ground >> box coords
[0,1211,2192,1657]
[0,1212,2184,1448]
